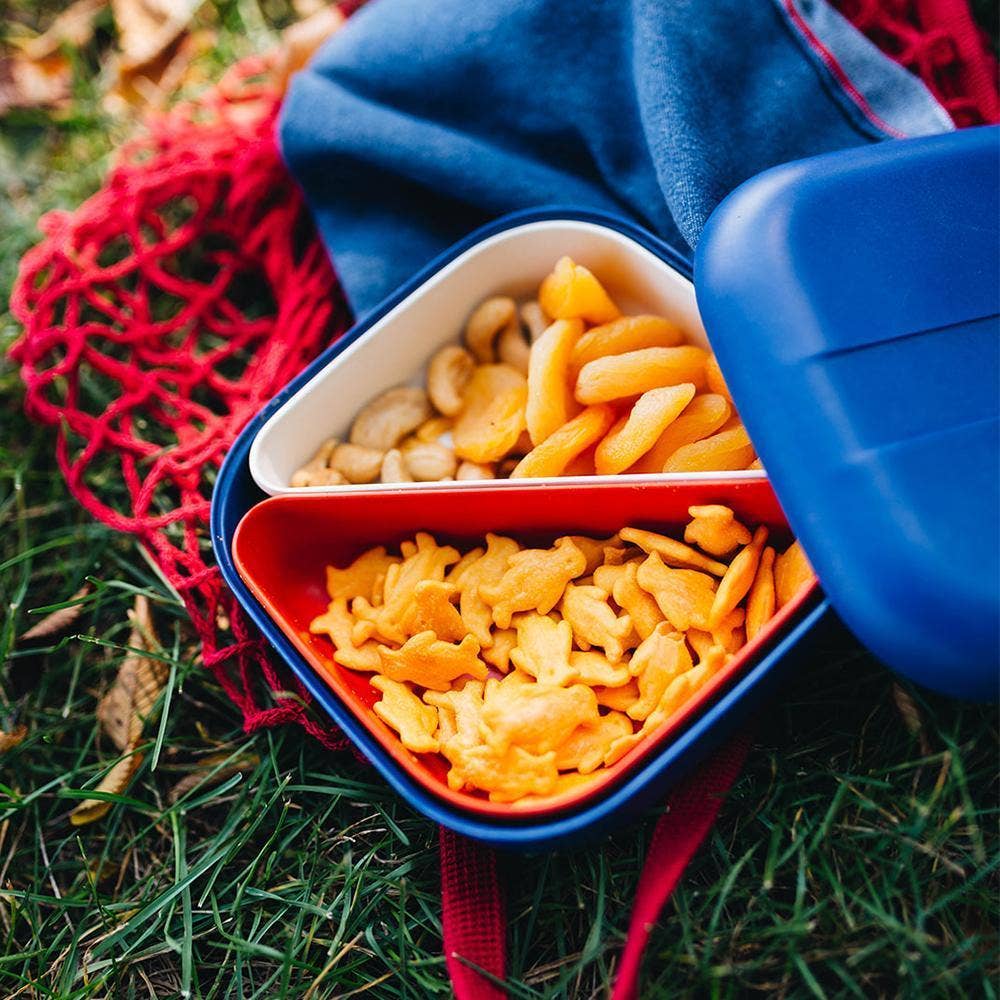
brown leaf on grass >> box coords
[0,725,28,753]
[18,0,108,61]
[71,595,166,826]
[169,752,260,803]
[274,6,345,93]
[19,585,91,642]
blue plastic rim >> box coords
[210,206,836,850]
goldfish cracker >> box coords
[745,547,776,641]
[370,676,439,754]
[611,561,665,640]
[684,505,752,558]
[626,624,692,720]
[452,364,528,464]
[575,346,708,405]
[594,384,697,475]
[663,424,754,473]
[310,597,381,672]
[423,679,486,747]
[569,650,631,688]
[511,405,615,479]
[512,770,594,806]
[635,553,717,632]
[482,628,517,672]
[570,315,686,368]
[538,256,620,325]
[398,580,468,643]
[709,526,768,629]
[711,607,746,654]
[508,612,576,686]
[620,526,728,576]
[377,631,486,691]
[526,318,583,445]
[563,534,621,575]
[774,540,815,608]
[628,394,731,474]
[559,582,632,664]
[442,742,559,801]
[705,352,732,402]
[480,537,587,629]
[481,679,598,754]
[554,712,634,774]
[445,546,485,586]
[325,547,399,603]
[593,562,630,594]
[351,617,377,646]
[594,678,640,712]
[454,533,521,646]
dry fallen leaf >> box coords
[0,725,27,753]
[18,0,108,61]
[19,584,91,642]
[274,6,344,92]
[71,595,166,826]
[169,751,260,803]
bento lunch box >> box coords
[213,128,999,849]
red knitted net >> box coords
[8,2,996,749]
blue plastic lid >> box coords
[696,126,999,701]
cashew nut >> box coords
[331,443,384,484]
[427,346,474,417]
[464,296,517,363]
[350,387,432,451]
[520,300,549,342]
[416,415,453,442]
[290,438,349,487]
[380,448,414,483]
[401,441,458,481]
[456,461,496,480]
[497,321,531,375]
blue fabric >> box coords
[279,0,949,315]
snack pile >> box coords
[309,509,813,803]
[291,256,759,487]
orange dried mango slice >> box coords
[526,318,583,445]
[684,504,752,558]
[454,533,521,646]
[510,404,615,479]
[370,676,439,754]
[377,631,486,691]
[611,561,665,641]
[480,536,587,628]
[452,363,528,464]
[774,540,815,608]
[570,315,685,368]
[709,526,768,629]
[662,424,755,473]
[310,597,382,672]
[626,624,692,721]
[325,547,399,603]
[398,580,468,643]
[628,394,731,474]
[559,582,632,664]
[538,255,620,325]
[620,525,728,576]
[705,352,732,402]
[635,553,717,632]
[554,711,634,774]
[509,612,576,686]
[569,650,631,688]
[745,547,776,641]
[575,346,708,405]
[482,679,598,754]
[594,383,697,475]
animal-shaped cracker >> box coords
[569,651,631,688]
[593,678,640,712]
[512,770,593,807]
[774,539,814,608]
[554,712,634,774]
[454,533,522,646]
[482,681,598,755]
[370,676,439,754]
[480,537,587,629]
[620,526,728,577]
[482,628,517,672]
[445,546,485,585]
[636,553,717,632]
[627,624,693,721]
[398,580,468,643]
[378,631,486,691]
[559,583,633,664]
[325,546,399,602]
[593,562,629,594]
[442,742,559,801]
[508,613,576,686]
[711,607,746,654]
[310,598,381,672]
[563,534,622,575]
[611,561,666,640]
[709,526,768,628]
[745,547,776,641]
[424,679,486,748]
[683,505,752,557]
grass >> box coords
[1,2,998,997]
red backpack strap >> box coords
[440,826,508,999]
